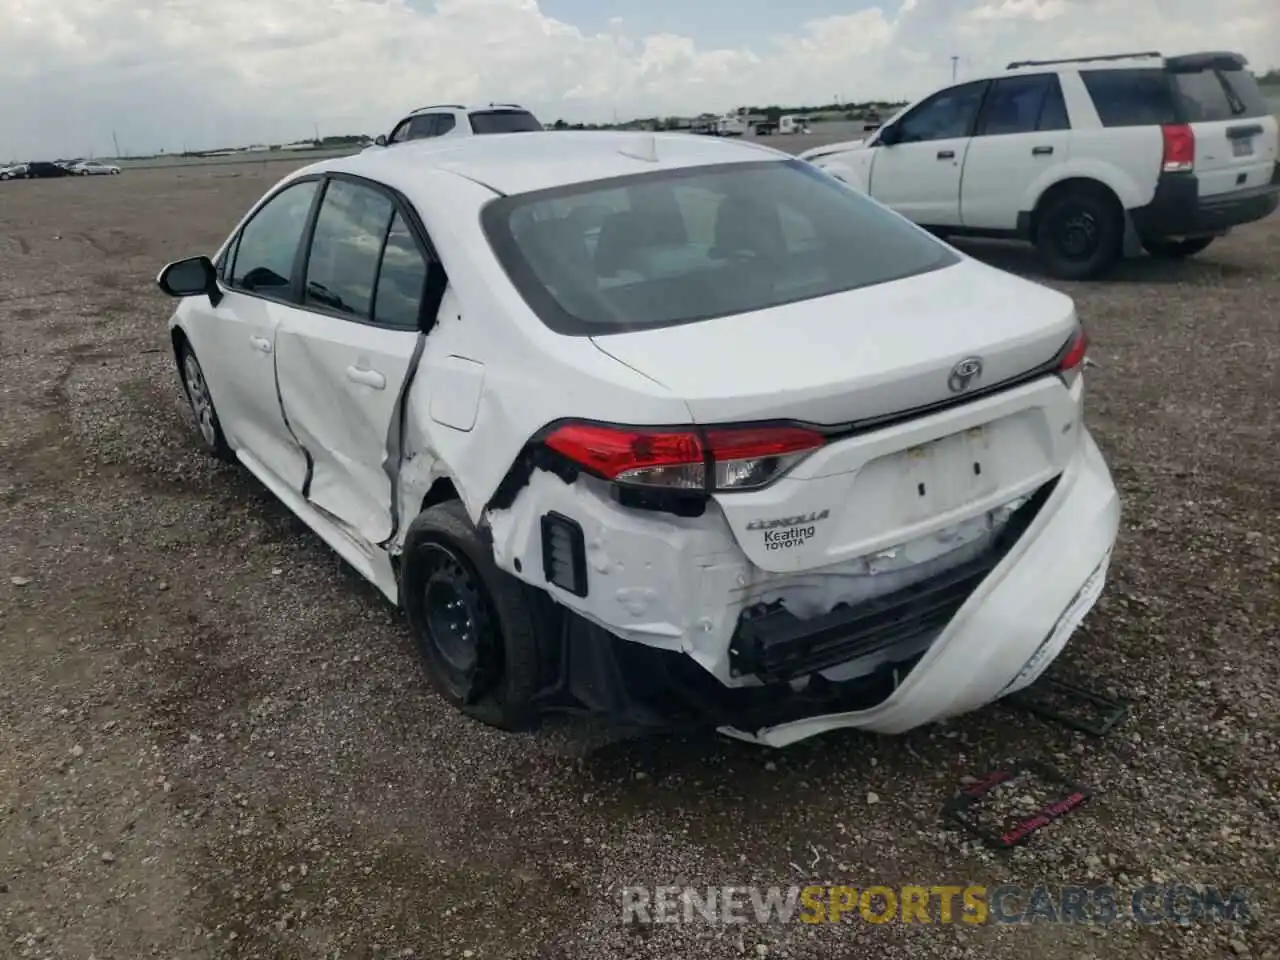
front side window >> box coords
[228,179,320,298]
[481,158,959,336]
[895,81,989,143]
[389,120,413,144]
[408,115,439,139]
[303,179,396,318]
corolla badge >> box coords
[948,356,983,394]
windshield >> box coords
[469,110,542,134]
[480,158,958,335]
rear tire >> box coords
[400,500,543,732]
[1033,187,1123,281]
[1141,236,1214,259]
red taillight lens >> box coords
[543,422,825,491]
[1059,328,1089,374]
[1161,123,1195,173]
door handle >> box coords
[249,336,272,354]
[937,150,955,160]
[1032,145,1054,156]
[345,365,386,390]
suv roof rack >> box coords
[410,103,466,114]
[484,103,525,109]
[1006,51,1162,70]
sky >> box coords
[2,0,1277,159]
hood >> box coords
[589,256,1078,426]
[799,138,867,161]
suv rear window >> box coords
[1171,67,1270,121]
[480,158,959,336]
[1080,69,1177,127]
[469,110,542,134]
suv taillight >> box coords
[543,422,826,492]
[1058,327,1089,389]
[1161,123,1195,173]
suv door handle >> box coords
[249,336,272,353]
[937,150,955,159]
[345,366,386,390]
[1032,145,1054,156]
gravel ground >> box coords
[1,158,1278,960]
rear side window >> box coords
[481,158,959,336]
[1080,69,1177,127]
[304,180,396,318]
[469,110,542,134]
[1172,67,1270,121]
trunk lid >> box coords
[1168,55,1279,199]
[591,256,1083,574]
[589,256,1077,425]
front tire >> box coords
[177,342,233,461]
[400,500,543,731]
[1034,188,1123,281]
[1141,236,1214,259]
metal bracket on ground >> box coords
[941,758,1093,849]
[1005,677,1131,737]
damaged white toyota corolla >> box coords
[156,131,1120,748]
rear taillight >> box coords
[1059,328,1089,373]
[543,422,826,492]
[1161,123,1195,173]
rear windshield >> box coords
[1171,67,1271,121]
[1080,69,1177,126]
[469,110,542,134]
[480,158,959,336]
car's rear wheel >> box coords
[1034,188,1123,281]
[178,343,233,461]
[400,500,542,731]
[1141,236,1214,259]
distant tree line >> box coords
[1260,68,1280,87]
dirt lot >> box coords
[1,159,1278,960]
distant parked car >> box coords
[862,109,883,132]
[0,163,28,180]
[369,103,544,149]
[70,160,121,176]
[25,161,73,179]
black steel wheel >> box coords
[400,500,544,731]
[1034,187,1123,281]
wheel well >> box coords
[170,327,189,372]
[420,477,460,513]
[1030,178,1124,242]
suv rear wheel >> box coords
[1034,187,1123,281]
[1141,236,1215,259]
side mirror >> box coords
[157,255,222,307]
[877,123,901,147]
[374,134,388,147]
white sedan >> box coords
[156,131,1120,748]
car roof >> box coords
[306,131,790,197]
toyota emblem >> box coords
[948,356,983,394]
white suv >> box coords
[371,103,543,147]
[801,51,1280,280]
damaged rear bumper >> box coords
[530,430,1120,746]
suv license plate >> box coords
[1232,137,1254,157]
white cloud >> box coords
[1,0,1276,158]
